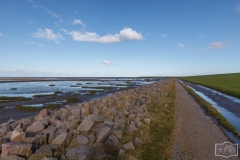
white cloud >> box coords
[198,34,204,38]
[69,27,143,43]
[28,0,63,22]
[178,44,184,48]
[103,60,114,66]
[159,33,167,38]
[119,28,143,41]
[234,3,240,13]
[73,19,85,26]
[0,32,2,37]
[45,9,60,19]
[32,28,64,44]
[25,41,45,47]
[27,19,34,24]
[203,42,226,50]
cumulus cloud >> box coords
[0,32,2,37]
[178,44,184,48]
[234,3,240,13]
[103,60,114,66]
[25,41,45,47]
[73,19,85,26]
[203,42,226,50]
[69,27,142,43]
[32,28,64,44]
[119,28,143,41]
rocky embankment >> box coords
[0,79,170,160]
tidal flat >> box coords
[0,77,163,123]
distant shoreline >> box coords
[0,77,164,83]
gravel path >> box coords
[172,81,240,160]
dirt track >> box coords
[172,81,240,160]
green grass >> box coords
[180,81,240,138]
[181,73,240,98]
[15,103,60,112]
[81,86,114,90]
[0,96,32,103]
[54,91,63,94]
[70,85,81,87]
[33,94,56,97]
[87,90,104,94]
[140,79,176,160]
[64,97,79,103]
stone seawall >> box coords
[0,79,171,160]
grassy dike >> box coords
[179,80,240,138]
[182,73,240,98]
[120,79,176,160]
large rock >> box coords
[134,137,143,145]
[76,135,90,145]
[87,114,103,122]
[43,126,57,134]
[111,126,123,139]
[55,120,67,129]
[144,118,150,124]
[96,127,111,143]
[68,115,80,121]
[10,130,26,143]
[21,119,32,131]
[123,142,135,150]
[26,121,45,134]
[128,124,137,133]
[67,120,80,130]
[41,157,58,160]
[1,142,32,159]
[106,135,120,146]
[77,118,94,132]
[11,121,21,131]
[29,144,55,160]
[48,132,57,144]
[39,109,49,117]
[134,119,143,127]
[3,155,26,160]
[0,123,11,136]
[66,145,94,160]
[71,108,81,116]
[34,134,48,146]
[118,149,125,156]
[51,132,71,146]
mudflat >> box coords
[172,81,239,160]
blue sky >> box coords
[0,0,240,77]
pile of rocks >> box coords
[0,80,166,160]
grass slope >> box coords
[181,73,240,98]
